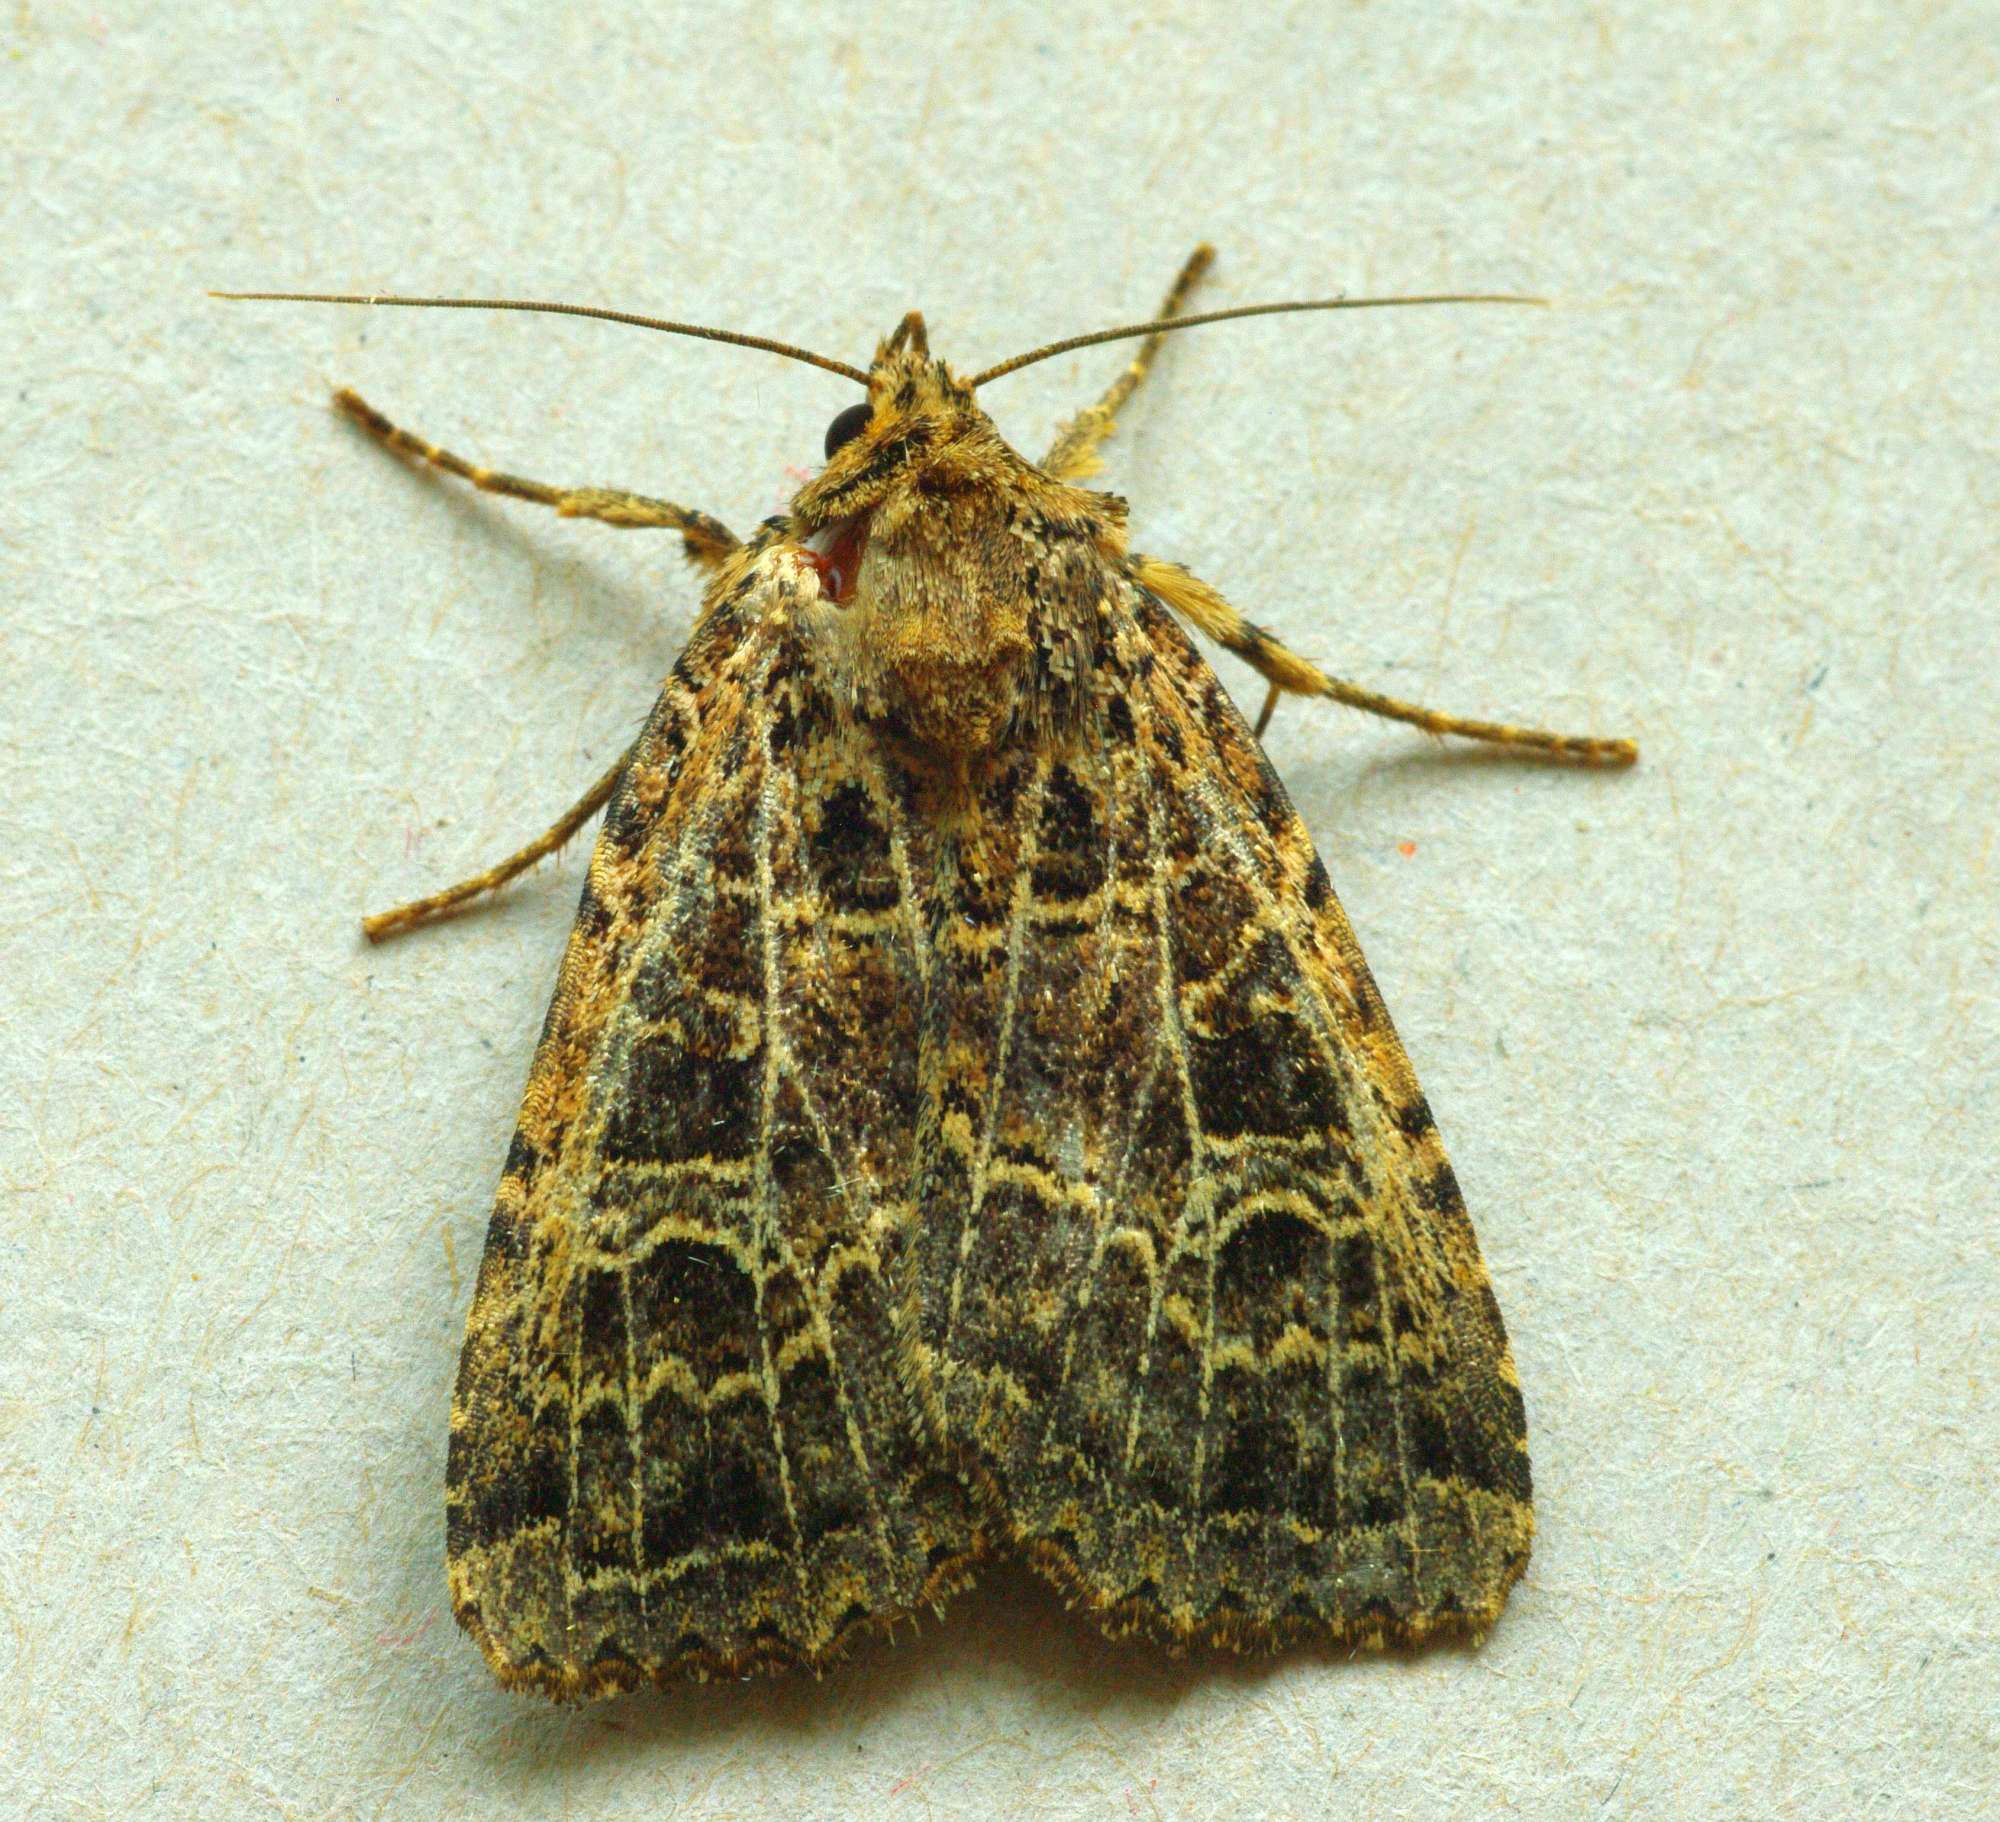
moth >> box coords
[228,248,1634,1698]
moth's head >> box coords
[786,310,1033,608]
[778,311,1115,757]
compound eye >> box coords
[823,401,872,459]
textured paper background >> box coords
[4,4,1995,1817]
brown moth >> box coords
[228,249,1634,1698]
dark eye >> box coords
[823,401,872,458]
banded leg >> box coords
[362,750,630,943]
[334,389,740,570]
[1135,556,1639,766]
[1039,244,1215,481]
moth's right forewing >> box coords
[446,548,981,1698]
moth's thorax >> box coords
[780,324,1129,760]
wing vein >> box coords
[945,752,1051,1347]
[1133,695,1217,1503]
[751,684,809,1599]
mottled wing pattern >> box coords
[926,575,1532,1649]
[447,560,982,1696]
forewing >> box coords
[928,579,1532,1650]
[446,572,981,1697]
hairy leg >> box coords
[362,751,630,942]
[1040,244,1214,482]
[1135,557,1638,765]
[335,389,740,570]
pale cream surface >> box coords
[3,4,1993,1816]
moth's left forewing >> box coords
[1142,579,1535,1625]
[1144,587,1533,1440]
[937,570,1532,1652]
